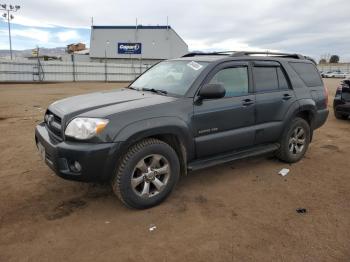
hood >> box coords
[48,88,176,118]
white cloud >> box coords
[11,16,55,28]
[0,28,50,43]
[187,38,280,53]
[0,42,8,49]
[56,30,80,42]
[6,0,350,59]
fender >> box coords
[297,98,317,127]
[281,99,316,129]
[281,100,301,127]
[281,98,317,141]
[297,98,316,112]
[113,116,195,160]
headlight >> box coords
[65,118,109,140]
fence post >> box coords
[71,54,76,82]
[105,59,108,82]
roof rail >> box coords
[182,51,234,57]
[304,56,317,65]
[182,51,315,63]
[230,51,305,59]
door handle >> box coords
[282,94,292,100]
[242,98,254,106]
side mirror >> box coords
[198,83,226,99]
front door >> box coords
[192,62,255,158]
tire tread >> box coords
[112,138,174,208]
[276,117,310,163]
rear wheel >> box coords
[276,117,310,163]
[112,138,180,209]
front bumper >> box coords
[35,122,121,182]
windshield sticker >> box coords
[187,61,203,71]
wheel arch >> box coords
[114,117,195,176]
[292,99,317,141]
[296,100,317,125]
[281,99,316,142]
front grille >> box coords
[45,110,63,139]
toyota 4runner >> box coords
[35,51,329,209]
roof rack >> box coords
[304,56,317,65]
[182,51,233,57]
[182,51,316,64]
[230,51,305,59]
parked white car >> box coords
[323,70,349,78]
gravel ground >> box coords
[0,79,349,262]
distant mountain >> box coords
[0,47,67,58]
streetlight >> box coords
[0,4,20,60]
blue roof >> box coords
[92,25,172,30]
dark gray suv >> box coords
[35,51,329,209]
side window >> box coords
[289,62,323,87]
[277,67,289,89]
[209,67,248,97]
[254,67,278,92]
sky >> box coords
[0,0,350,61]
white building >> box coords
[89,25,188,65]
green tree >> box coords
[329,55,339,63]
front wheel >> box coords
[276,117,311,163]
[112,138,180,209]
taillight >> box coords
[324,86,329,107]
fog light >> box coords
[70,161,82,172]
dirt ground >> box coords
[0,80,349,262]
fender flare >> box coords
[113,116,195,160]
[283,99,317,125]
[296,99,317,127]
[282,99,317,141]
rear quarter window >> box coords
[289,62,323,87]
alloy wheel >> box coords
[288,126,306,155]
[131,154,170,198]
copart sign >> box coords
[118,43,142,54]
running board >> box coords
[188,143,280,171]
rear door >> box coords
[253,61,296,144]
[192,61,255,158]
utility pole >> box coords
[0,4,20,60]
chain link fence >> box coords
[0,59,150,82]
[317,63,350,73]
[2,59,349,83]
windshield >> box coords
[130,60,209,95]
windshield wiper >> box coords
[142,88,168,95]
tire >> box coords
[276,117,311,163]
[334,111,348,120]
[112,138,180,209]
